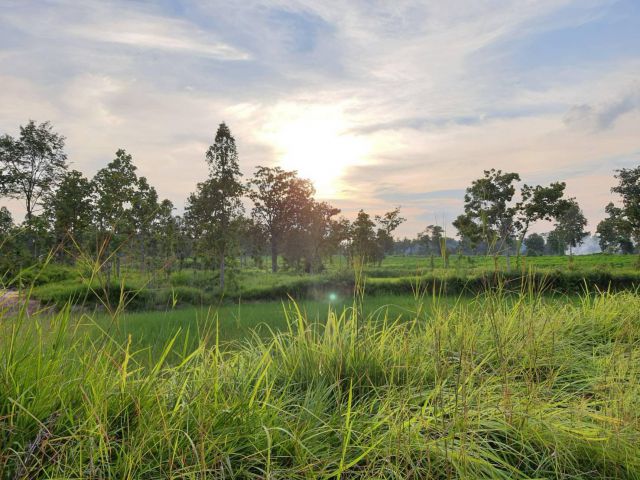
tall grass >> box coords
[1,288,639,478]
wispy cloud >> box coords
[71,16,251,60]
[0,0,639,235]
[564,84,640,131]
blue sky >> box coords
[1,0,639,236]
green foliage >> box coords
[553,199,589,254]
[0,120,67,221]
[524,232,545,256]
[1,290,639,478]
[597,202,635,253]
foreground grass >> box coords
[1,291,639,478]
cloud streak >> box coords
[0,0,639,236]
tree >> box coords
[92,149,139,278]
[419,225,444,255]
[282,200,340,272]
[524,233,545,256]
[153,199,178,267]
[206,123,245,286]
[237,216,268,268]
[453,214,483,252]
[596,202,634,253]
[0,120,67,222]
[326,217,351,264]
[610,165,640,253]
[374,207,405,265]
[545,230,566,255]
[248,166,314,272]
[186,123,244,289]
[553,200,588,256]
[454,169,520,270]
[350,210,377,263]
[130,176,160,272]
[44,169,94,259]
[516,182,570,260]
[455,170,572,269]
[0,206,12,235]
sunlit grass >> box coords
[1,288,638,478]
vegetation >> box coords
[1,286,639,478]
[3,120,638,300]
[1,119,640,477]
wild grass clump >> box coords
[1,290,639,478]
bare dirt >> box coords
[0,289,43,316]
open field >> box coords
[1,288,639,478]
[14,253,640,310]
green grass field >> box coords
[1,287,639,478]
[2,254,639,477]
[23,253,640,309]
[81,294,497,359]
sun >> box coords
[263,105,370,197]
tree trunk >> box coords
[140,234,146,272]
[271,240,278,273]
[505,248,511,273]
[219,253,225,291]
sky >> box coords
[1,0,639,237]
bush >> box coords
[34,280,155,311]
[5,263,76,287]
[153,286,210,307]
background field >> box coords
[15,253,640,311]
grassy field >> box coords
[21,253,640,309]
[1,287,639,478]
[81,294,504,359]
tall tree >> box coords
[153,199,178,267]
[455,170,572,270]
[454,169,520,270]
[418,225,444,255]
[515,182,571,261]
[92,149,139,277]
[545,230,566,255]
[596,202,634,253]
[0,120,67,222]
[350,210,377,263]
[248,166,314,273]
[553,200,588,256]
[0,206,12,235]
[524,233,545,256]
[374,207,405,265]
[186,123,244,289]
[610,165,640,254]
[282,200,341,272]
[130,176,159,272]
[44,169,94,258]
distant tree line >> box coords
[394,167,639,265]
[0,121,405,289]
[2,120,639,287]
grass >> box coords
[25,253,640,309]
[1,287,639,478]
[82,294,475,358]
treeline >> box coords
[0,121,404,289]
[395,167,639,265]
[2,120,639,288]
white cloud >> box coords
[71,16,250,61]
[1,0,639,237]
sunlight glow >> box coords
[263,104,370,197]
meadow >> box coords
[21,253,640,310]
[1,285,639,478]
[1,254,639,478]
